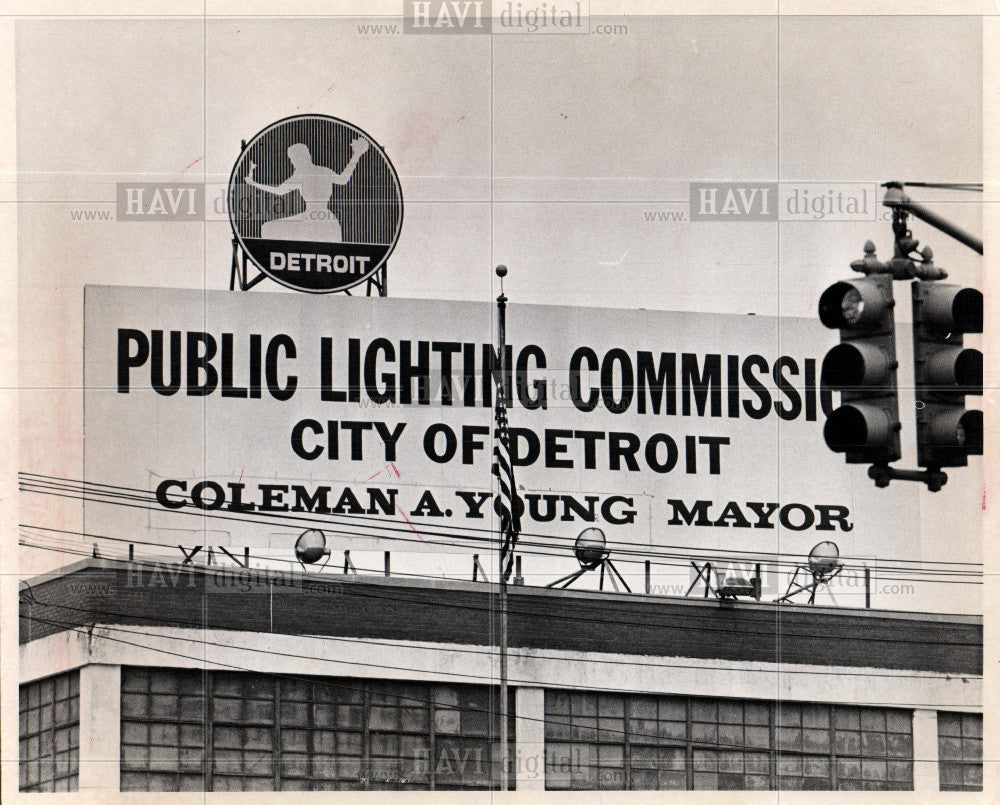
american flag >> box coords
[493,373,522,583]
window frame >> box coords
[120,667,514,792]
[19,670,81,793]
[938,711,983,792]
[544,690,914,792]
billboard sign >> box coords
[227,115,403,293]
[83,286,922,562]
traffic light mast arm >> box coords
[883,182,984,256]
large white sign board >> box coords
[82,285,928,571]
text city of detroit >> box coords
[115,330,833,474]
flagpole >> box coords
[495,264,510,793]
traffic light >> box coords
[911,281,983,468]
[818,274,901,464]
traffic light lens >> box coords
[824,406,868,452]
[953,288,983,334]
[958,410,983,455]
[821,344,865,387]
[955,349,983,394]
[821,342,891,390]
[841,288,864,325]
[820,282,855,328]
[819,280,886,329]
[824,403,894,455]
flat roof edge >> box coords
[20,558,982,626]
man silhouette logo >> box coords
[228,115,403,294]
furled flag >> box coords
[493,372,522,583]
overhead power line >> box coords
[19,585,981,681]
[18,541,983,648]
[25,611,979,746]
[18,472,984,579]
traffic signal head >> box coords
[819,274,901,464]
[912,281,983,468]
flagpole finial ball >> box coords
[496,265,508,278]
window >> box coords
[545,690,913,791]
[431,685,497,789]
[545,692,627,790]
[120,667,206,791]
[212,674,276,791]
[780,703,912,790]
[19,670,80,792]
[692,698,771,791]
[120,668,514,791]
[280,675,364,791]
[938,712,982,792]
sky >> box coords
[12,13,985,613]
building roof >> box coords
[19,558,982,676]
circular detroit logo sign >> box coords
[228,115,403,293]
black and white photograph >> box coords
[2,0,994,798]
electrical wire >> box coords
[22,471,983,569]
[25,611,978,745]
[17,540,983,651]
[17,473,984,581]
[16,506,982,589]
[19,584,980,682]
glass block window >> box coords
[691,698,771,791]
[19,670,80,792]
[367,680,430,789]
[432,685,497,790]
[120,668,513,792]
[938,712,982,792]
[545,690,913,792]
[211,674,276,791]
[545,691,627,790]
[278,674,364,791]
[778,703,912,791]
[120,666,206,792]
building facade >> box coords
[19,558,982,793]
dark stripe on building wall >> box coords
[19,560,982,677]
